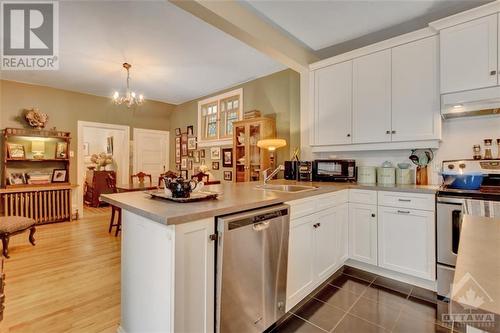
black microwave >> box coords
[312,160,356,182]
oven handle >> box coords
[437,196,465,205]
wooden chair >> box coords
[0,216,36,258]
[130,172,152,185]
[191,171,210,183]
[106,174,121,237]
[158,170,178,187]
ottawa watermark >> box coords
[1,1,59,70]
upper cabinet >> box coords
[440,14,498,94]
[392,36,440,142]
[352,50,392,144]
[314,61,352,145]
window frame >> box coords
[197,88,243,147]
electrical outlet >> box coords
[69,150,74,158]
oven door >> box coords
[436,197,464,266]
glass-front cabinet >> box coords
[233,117,276,182]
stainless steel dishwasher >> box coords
[216,204,290,333]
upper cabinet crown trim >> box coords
[429,1,500,31]
[309,28,436,71]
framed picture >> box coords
[222,148,233,167]
[181,133,188,156]
[83,142,90,156]
[200,150,205,158]
[180,170,188,179]
[51,169,68,183]
[212,161,219,170]
[8,172,26,185]
[210,147,221,160]
[175,128,181,136]
[224,171,232,181]
[187,125,194,137]
[187,137,197,150]
[55,142,68,159]
[188,159,193,170]
[181,158,188,170]
[175,137,181,164]
[7,143,25,159]
[193,150,200,163]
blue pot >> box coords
[441,171,484,190]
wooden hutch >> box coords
[232,117,276,182]
[1,128,76,224]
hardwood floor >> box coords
[0,207,120,333]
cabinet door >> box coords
[352,50,392,144]
[392,36,440,142]
[440,14,498,94]
[314,61,352,145]
[286,215,316,311]
[377,207,435,280]
[313,207,339,282]
[336,203,349,264]
[175,218,215,333]
[348,203,377,265]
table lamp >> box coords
[31,141,45,159]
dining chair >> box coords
[130,172,152,185]
[158,170,178,187]
[106,174,121,237]
[191,171,209,183]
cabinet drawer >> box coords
[349,189,377,205]
[316,190,348,211]
[287,197,317,220]
[378,191,435,211]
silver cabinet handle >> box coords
[398,199,411,202]
[397,210,411,214]
[491,70,497,76]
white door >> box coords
[377,207,435,280]
[348,203,377,265]
[174,218,215,333]
[286,215,316,311]
[352,49,392,143]
[313,207,339,282]
[314,61,352,145]
[440,14,498,94]
[134,128,169,183]
[392,36,440,142]
[336,203,349,264]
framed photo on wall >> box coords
[175,128,181,136]
[180,170,188,179]
[222,148,233,167]
[188,159,193,170]
[187,125,194,137]
[187,137,197,150]
[193,150,200,163]
[181,158,187,170]
[210,147,221,160]
[224,171,232,181]
[181,133,188,156]
[200,149,205,158]
[212,161,219,170]
[175,137,181,164]
[51,169,68,183]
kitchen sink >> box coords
[255,184,318,193]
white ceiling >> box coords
[0,0,284,105]
[244,0,491,51]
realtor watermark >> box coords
[442,272,496,330]
[1,1,59,70]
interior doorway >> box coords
[133,128,170,185]
[77,121,130,218]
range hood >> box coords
[441,86,500,119]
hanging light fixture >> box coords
[112,62,144,107]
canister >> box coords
[357,166,376,184]
[377,167,396,185]
[396,168,414,185]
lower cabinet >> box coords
[348,203,378,265]
[377,206,436,280]
[286,203,348,311]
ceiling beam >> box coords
[169,0,318,73]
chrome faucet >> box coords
[263,165,285,184]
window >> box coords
[198,88,243,146]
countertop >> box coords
[100,180,438,226]
[452,215,500,316]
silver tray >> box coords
[145,190,219,203]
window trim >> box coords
[197,88,243,147]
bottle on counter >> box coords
[473,144,482,160]
[484,139,493,159]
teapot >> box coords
[163,176,199,198]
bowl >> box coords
[397,163,410,169]
[441,171,484,190]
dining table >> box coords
[116,183,158,193]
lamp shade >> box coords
[257,139,287,151]
[31,141,45,152]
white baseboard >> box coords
[345,259,437,291]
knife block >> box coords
[416,166,428,185]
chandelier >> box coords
[112,63,144,107]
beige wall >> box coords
[169,69,300,182]
[0,80,175,183]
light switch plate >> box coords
[69,150,74,158]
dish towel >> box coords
[463,199,500,217]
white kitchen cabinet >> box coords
[440,14,498,94]
[352,49,392,144]
[377,206,435,281]
[174,218,215,333]
[392,36,440,142]
[314,61,352,145]
[336,203,349,264]
[314,206,343,282]
[348,203,377,265]
[286,214,316,310]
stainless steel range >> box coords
[437,159,500,299]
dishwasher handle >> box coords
[253,221,271,232]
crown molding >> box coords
[429,1,500,31]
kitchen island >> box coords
[101,180,438,333]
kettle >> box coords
[163,176,199,198]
